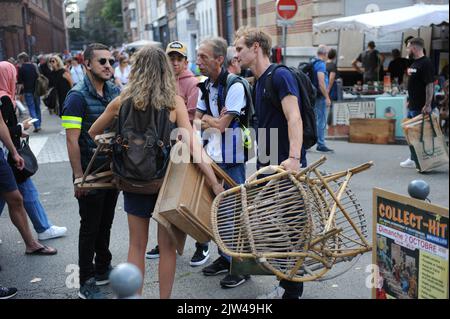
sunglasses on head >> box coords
[98,58,115,66]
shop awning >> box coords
[313,3,449,37]
[124,40,162,50]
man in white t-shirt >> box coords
[194,37,249,289]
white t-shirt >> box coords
[197,81,246,163]
[70,65,84,85]
[114,65,131,87]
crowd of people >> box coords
[0,28,445,300]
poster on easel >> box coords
[372,188,449,299]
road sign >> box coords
[277,0,298,20]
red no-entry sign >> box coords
[277,0,298,20]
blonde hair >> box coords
[234,26,272,57]
[50,55,65,71]
[120,45,176,111]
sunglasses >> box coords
[49,60,56,63]
[98,58,115,66]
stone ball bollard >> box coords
[408,180,430,201]
[109,263,143,299]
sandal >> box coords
[25,245,57,255]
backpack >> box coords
[112,99,172,194]
[298,59,322,97]
[264,64,318,150]
[198,72,256,162]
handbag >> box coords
[8,136,39,183]
[402,113,449,172]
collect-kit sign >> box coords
[372,188,448,299]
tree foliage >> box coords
[101,0,123,28]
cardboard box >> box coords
[349,118,396,144]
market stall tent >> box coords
[123,40,162,51]
[313,3,449,37]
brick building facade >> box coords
[0,0,67,61]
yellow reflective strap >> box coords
[61,116,82,123]
[62,123,81,129]
[61,116,82,129]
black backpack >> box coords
[264,64,318,150]
[198,72,256,161]
[298,59,320,86]
[112,99,172,194]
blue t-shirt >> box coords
[312,59,328,97]
[255,65,306,168]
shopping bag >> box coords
[402,113,449,172]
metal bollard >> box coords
[109,263,143,299]
[408,179,430,201]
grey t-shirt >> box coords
[357,49,381,82]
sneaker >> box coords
[220,273,250,288]
[37,225,67,240]
[400,158,416,168]
[202,256,229,276]
[95,265,113,286]
[190,243,210,267]
[0,286,17,299]
[145,245,160,259]
[316,146,334,153]
[78,277,106,299]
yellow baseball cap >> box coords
[166,41,188,57]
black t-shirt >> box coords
[388,57,409,85]
[18,63,38,93]
[357,49,380,81]
[407,56,434,111]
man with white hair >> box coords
[312,45,333,153]
[225,46,241,75]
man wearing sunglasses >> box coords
[62,43,120,299]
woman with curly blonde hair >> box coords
[89,45,224,298]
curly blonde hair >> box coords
[120,45,176,111]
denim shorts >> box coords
[123,191,158,219]
[0,148,18,194]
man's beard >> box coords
[91,69,110,82]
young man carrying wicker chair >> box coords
[234,27,307,299]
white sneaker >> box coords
[38,225,67,240]
[400,158,416,168]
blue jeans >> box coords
[24,93,41,129]
[203,163,245,263]
[0,178,51,233]
[408,110,421,119]
[315,96,327,148]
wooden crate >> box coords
[153,143,236,255]
[349,118,395,144]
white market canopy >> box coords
[313,3,449,37]
[124,40,162,50]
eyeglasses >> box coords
[49,60,56,63]
[98,58,115,66]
